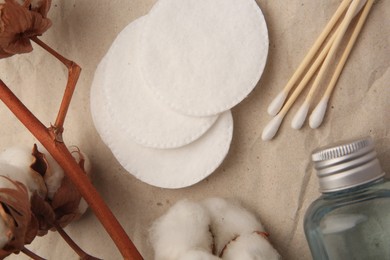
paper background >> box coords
[1,0,389,259]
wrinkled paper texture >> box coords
[0,0,389,259]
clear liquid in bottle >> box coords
[304,137,390,260]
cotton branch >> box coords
[0,80,142,259]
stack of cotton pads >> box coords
[90,0,269,188]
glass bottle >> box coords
[304,137,390,260]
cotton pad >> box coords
[138,0,269,116]
[101,16,218,149]
[90,56,233,188]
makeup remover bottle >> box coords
[304,137,390,260]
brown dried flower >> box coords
[31,145,91,228]
[51,147,90,227]
[0,144,92,258]
[51,174,83,227]
[30,192,55,236]
[0,0,52,58]
[0,176,37,258]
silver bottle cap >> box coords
[312,137,384,193]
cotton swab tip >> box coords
[309,98,329,129]
[291,102,310,129]
[267,91,288,116]
[262,115,284,141]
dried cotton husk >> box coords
[0,0,51,58]
[0,175,38,258]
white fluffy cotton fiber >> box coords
[221,232,281,260]
[150,198,281,259]
[202,197,265,255]
[150,200,214,260]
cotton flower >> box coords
[201,197,265,255]
[202,198,281,259]
[0,0,52,58]
[150,199,215,260]
[34,144,65,199]
[150,198,282,259]
[221,232,281,260]
[0,146,47,198]
[150,198,281,260]
[0,144,91,235]
[33,144,92,228]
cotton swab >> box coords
[262,27,340,141]
[263,0,371,140]
[309,0,374,128]
[267,0,352,116]
[291,0,368,129]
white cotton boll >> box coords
[150,200,213,260]
[37,145,91,217]
[38,145,91,199]
[77,198,89,216]
[0,163,31,198]
[0,148,45,197]
[12,0,46,9]
[0,146,35,171]
[179,250,221,260]
[14,0,45,8]
[35,144,65,199]
[0,171,22,195]
[202,198,264,255]
[221,232,281,260]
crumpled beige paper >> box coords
[1,0,389,259]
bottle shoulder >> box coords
[305,179,390,221]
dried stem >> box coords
[0,81,142,259]
[21,246,46,260]
[53,222,101,260]
[31,36,81,142]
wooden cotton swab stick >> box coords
[262,0,369,141]
[262,28,340,141]
[267,0,353,116]
[309,0,375,129]
[291,0,368,130]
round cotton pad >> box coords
[90,53,234,189]
[138,0,269,116]
[101,17,218,149]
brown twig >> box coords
[53,222,101,260]
[0,81,142,259]
[31,36,81,142]
[21,246,46,260]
